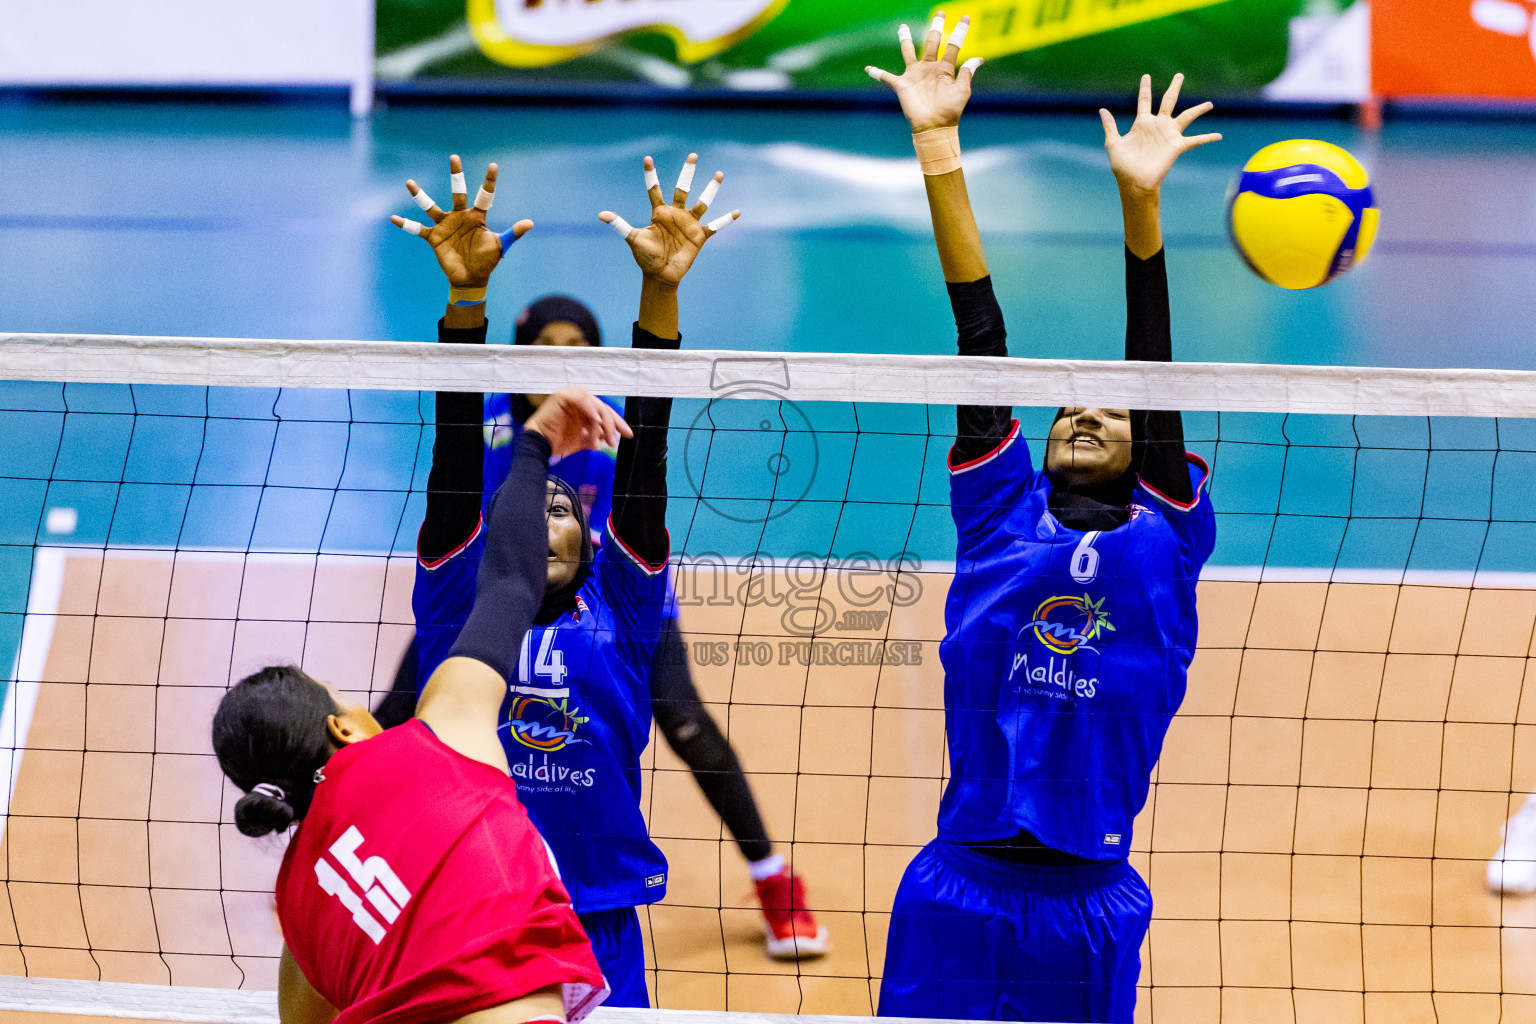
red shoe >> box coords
[754,867,829,961]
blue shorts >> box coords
[579,907,649,1008]
[878,840,1151,1023]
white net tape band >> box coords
[2,333,1534,417]
[0,976,961,1024]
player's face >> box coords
[527,321,592,409]
[1045,407,1133,486]
[546,484,584,590]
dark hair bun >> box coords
[234,789,295,838]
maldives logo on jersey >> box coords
[506,696,590,751]
[1027,593,1115,655]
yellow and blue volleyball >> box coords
[1226,139,1379,290]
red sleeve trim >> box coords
[948,419,1021,475]
[605,512,669,577]
[1140,452,1210,513]
[417,514,484,571]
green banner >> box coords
[376,0,1326,97]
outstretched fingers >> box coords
[704,209,741,236]
[958,56,984,86]
[1136,74,1152,118]
[690,171,724,218]
[941,15,969,69]
[474,162,497,212]
[672,153,699,209]
[406,179,445,224]
[923,11,945,62]
[1176,100,1214,130]
[390,214,429,238]
[1159,73,1185,117]
[448,154,467,212]
[498,219,534,255]
[1180,132,1223,152]
[1098,108,1121,147]
[599,211,636,241]
[898,23,917,66]
[866,64,900,87]
[644,156,664,210]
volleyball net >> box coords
[4,333,1536,1023]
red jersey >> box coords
[275,719,607,1024]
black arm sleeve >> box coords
[609,323,675,568]
[948,276,1014,466]
[419,318,487,563]
[1125,247,1192,504]
[446,431,551,681]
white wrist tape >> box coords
[450,171,467,195]
[898,23,912,45]
[675,160,697,196]
[697,177,721,211]
[644,165,660,193]
[412,189,437,212]
[398,218,427,236]
[607,215,636,239]
[474,187,494,211]
[705,212,735,233]
[946,19,969,50]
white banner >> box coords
[0,0,374,113]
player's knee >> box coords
[660,706,737,775]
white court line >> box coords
[0,546,64,840]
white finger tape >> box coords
[412,189,437,212]
[697,177,720,211]
[928,14,945,35]
[474,187,494,211]
[866,66,886,82]
[450,171,467,195]
[607,215,636,239]
[706,213,735,233]
[898,23,912,44]
[961,57,984,74]
[399,218,427,236]
[644,165,660,193]
[947,19,969,50]
[675,160,697,195]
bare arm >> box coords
[600,153,737,563]
[869,17,1009,460]
[279,947,337,1024]
[395,156,534,562]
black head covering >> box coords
[512,295,603,425]
[536,477,594,626]
[515,295,602,348]
[1046,407,1145,532]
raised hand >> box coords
[866,13,983,133]
[599,154,738,287]
[524,387,632,461]
[1100,74,1221,197]
[390,154,534,287]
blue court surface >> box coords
[3,97,1536,677]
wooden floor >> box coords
[5,549,1536,1023]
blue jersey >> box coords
[939,421,1214,860]
[414,519,670,912]
[484,392,618,545]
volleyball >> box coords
[1226,139,1379,290]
